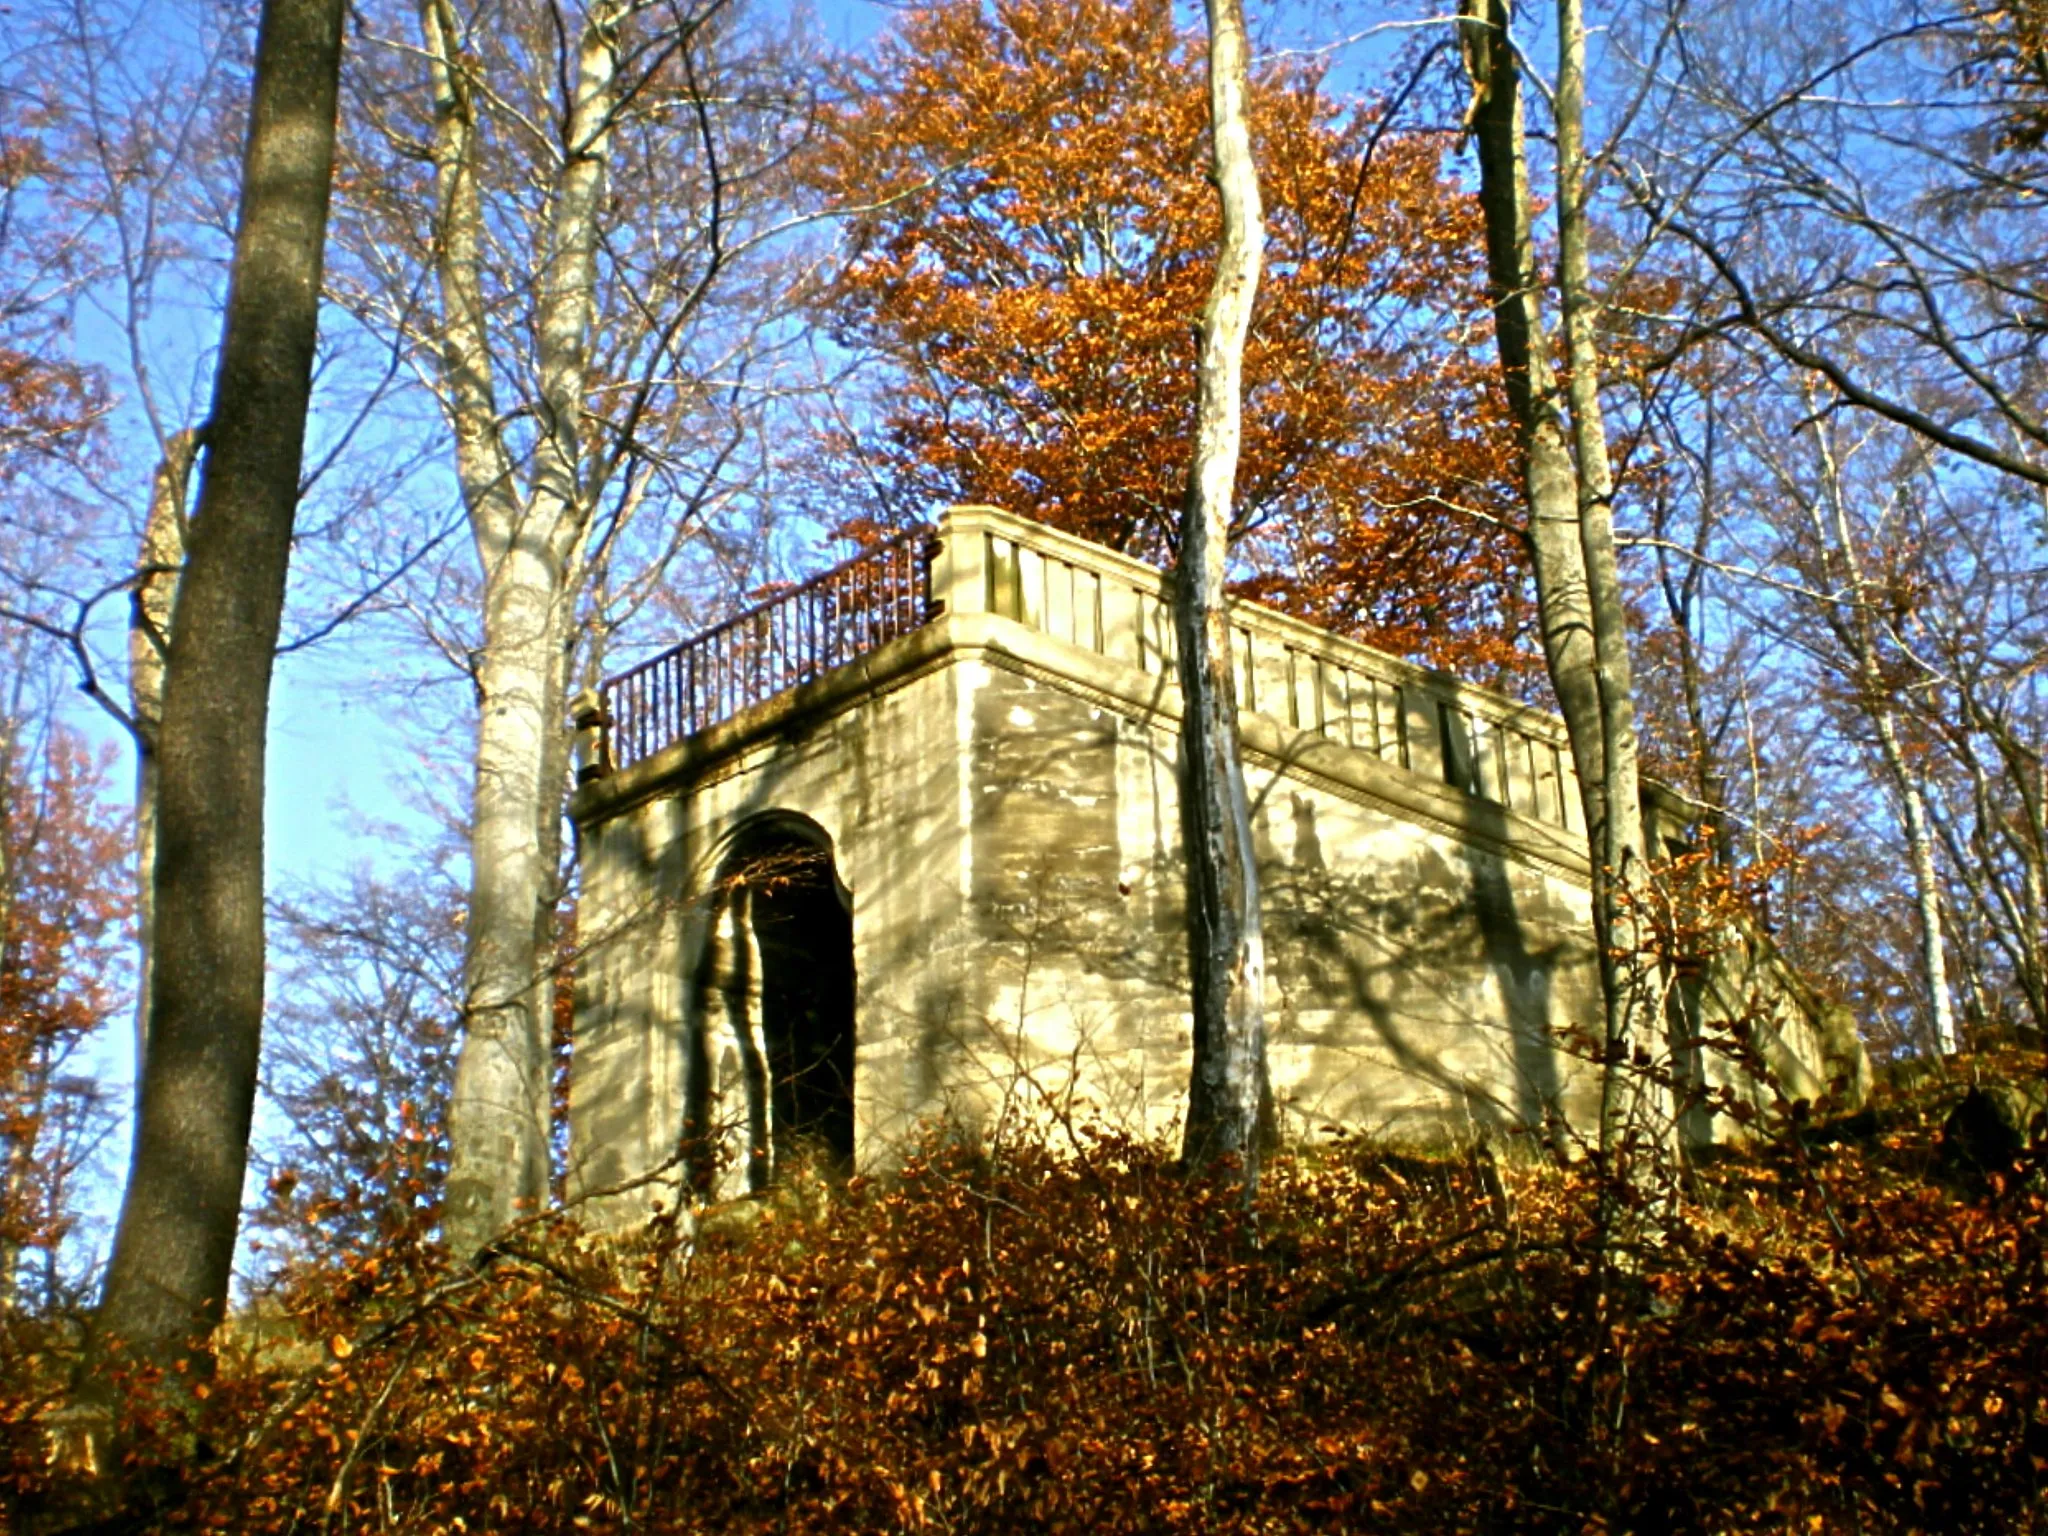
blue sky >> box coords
[247,0,1440,894]
[41,0,1467,931]
[34,0,1447,1276]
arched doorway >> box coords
[696,815,856,1190]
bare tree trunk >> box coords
[430,0,618,1255]
[1461,0,1607,801]
[1462,0,1654,1164]
[1935,743,2048,1033]
[0,709,13,1309]
[1896,768,1957,1054]
[1658,497,1735,865]
[1805,419,1958,1056]
[1656,517,1732,861]
[127,430,194,1079]
[1176,0,1266,1190]
[75,0,343,1425]
[1935,676,2045,1034]
[1965,701,2048,1031]
[1554,0,1655,1156]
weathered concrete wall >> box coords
[570,650,976,1213]
[1669,927,1872,1147]
[569,506,1864,1222]
[943,656,1604,1149]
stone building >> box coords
[566,505,1863,1215]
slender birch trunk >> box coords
[1554,0,1654,1152]
[127,430,194,1078]
[73,0,344,1445]
[426,0,619,1254]
[1897,769,1957,1054]
[1806,422,1958,1057]
[1462,0,1655,1165]
[1176,0,1267,1190]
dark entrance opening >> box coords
[723,818,856,1176]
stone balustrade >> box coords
[930,505,1584,837]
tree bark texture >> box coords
[1462,0,1654,1162]
[1176,0,1267,1189]
[127,430,194,1080]
[89,0,344,1375]
[1898,771,1957,1054]
[1554,0,1655,1154]
[428,0,619,1255]
[0,714,12,1307]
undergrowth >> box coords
[4,1066,2046,1534]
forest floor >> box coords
[5,1048,2045,1534]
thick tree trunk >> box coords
[433,0,617,1254]
[1461,0,1608,798]
[445,578,562,1248]
[1176,0,1267,1189]
[0,714,13,1309]
[83,0,343,1394]
[1462,0,1655,1165]
[127,430,194,1079]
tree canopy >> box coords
[7,1,2048,1524]
[808,0,1532,675]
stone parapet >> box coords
[580,504,1596,859]
[932,505,1583,835]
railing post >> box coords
[930,506,994,618]
[572,688,612,782]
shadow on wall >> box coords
[1262,790,1584,1148]
[661,713,1605,1183]
[930,723,1593,1155]
[931,683,1185,1136]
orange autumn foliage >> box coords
[809,0,1534,678]
[10,1100,2045,1534]
[0,729,129,1293]
[0,124,107,474]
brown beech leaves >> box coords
[8,1088,2043,1533]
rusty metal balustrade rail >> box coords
[599,525,939,772]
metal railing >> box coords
[600,525,939,772]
